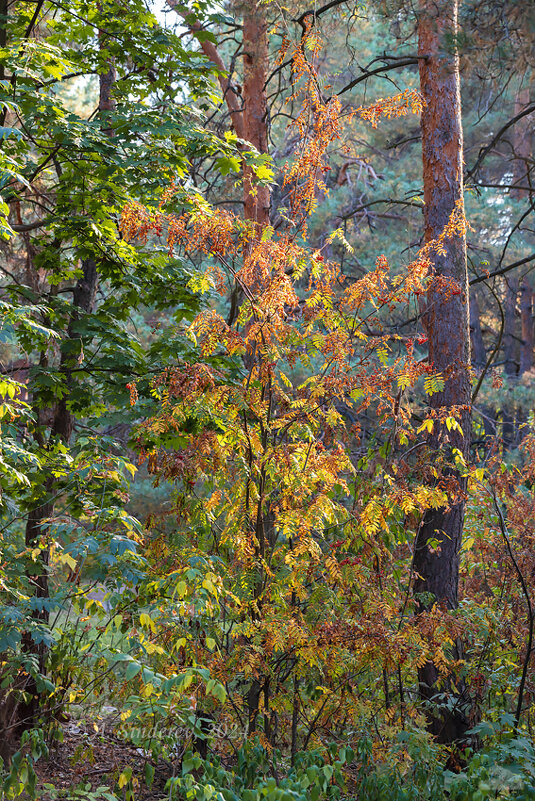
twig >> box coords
[492,493,534,729]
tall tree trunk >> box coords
[171,1,270,328]
[413,0,472,743]
[242,0,270,228]
[519,280,533,376]
[503,277,519,379]
[502,85,533,442]
[239,0,270,734]
[511,81,533,417]
[168,1,245,138]
[14,46,114,744]
[502,276,518,447]
[169,0,271,735]
[512,85,533,440]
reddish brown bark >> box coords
[171,2,270,226]
[413,0,472,743]
[171,4,271,731]
[241,0,270,227]
[520,280,533,374]
[517,277,533,444]
[168,1,245,139]
[415,0,471,606]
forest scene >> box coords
[1,0,535,798]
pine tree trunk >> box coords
[519,280,533,376]
[413,0,472,743]
[240,0,270,733]
[242,0,270,228]
[502,277,518,447]
[502,85,532,443]
[171,1,272,732]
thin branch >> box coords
[492,494,534,729]
[466,104,535,181]
[11,217,52,233]
[469,253,535,285]
[471,280,504,404]
[336,57,420,96]
[294,0,350,28]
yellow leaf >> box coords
[118,771,129,789]
[139,613,156,633]
[59,553,77,571]
[417,418,433,434]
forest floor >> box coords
[34,714,172,801]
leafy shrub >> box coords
[166,742,352,801]
[446,717,535,801]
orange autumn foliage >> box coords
[119,35,473,751]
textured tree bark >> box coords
[235,1,271,732]
[241,0,270,228]
[519,280,533,375]
[502,276,518,447]
[167,1,245,139]
[413,0,472,743]
[169,4,271,732]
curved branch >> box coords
[492,495,534,729]
[466,104,535,181]
[336,57,420,96]
[167,1,245,138]
[469,253,535,285]
[294,0,350,29]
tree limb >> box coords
[469,253,535,285]
[466,104,535,181]
[336,57,420,96]
[166,1,245,138]
[294,0,350,29]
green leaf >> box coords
[125,661,142,681]
[216,155,241,176]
